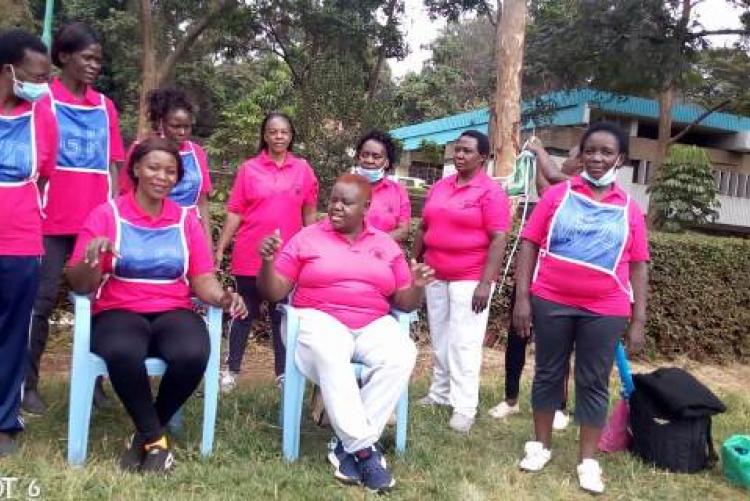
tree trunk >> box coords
[137,0,157,138]
[493,0,526,178]
[645,82,675,228]
[367,0,399,100]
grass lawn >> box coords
[2,350,749,500]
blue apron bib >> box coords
[111,202,188,284]
[0,108,36,185]
[52,94,109,174]
[544,181,631,295]
[169,143,203,208]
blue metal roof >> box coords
[390,89,750,151]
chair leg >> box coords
[282,369,306,463]
[67,371,97,467]
[395,386,409,455]
[201,372,219,457]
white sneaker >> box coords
[220,370,237,394]
[519,441,552,472]
[552,410,570,430]
[488,401,520,419]
[448,413,475,433]
[577,458,605,494]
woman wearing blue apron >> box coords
[24,23,125,415]
[0,29,58,456]
[66,137,246,473]
[513,122,650,494]
[119,88,213,238]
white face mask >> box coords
[581,157,621,187]
[354,165,385,184]
[10,65,49,102]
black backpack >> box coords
[629,368,726,473]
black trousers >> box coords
[0,256,39,432]
[92,309,209,442]
[530,296,627,427]
[26,235,76,391]
[226,275,285,376]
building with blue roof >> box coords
[389,89,750,232]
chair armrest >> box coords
[205,305,222,354]
[390,309,413,337]
[277,304,301,378]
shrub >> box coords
[648,145,720,232]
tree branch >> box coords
[668,99,731,144]
[688,28,750,39]
[157,0,235,85]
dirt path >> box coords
[41,335,750,394]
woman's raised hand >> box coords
[84,237,119,268]
[259,229,283,262]
[220,286,248,319]
[410,259,435,288]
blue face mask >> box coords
[581,163,619,187]
[354,166,385,184]
[11,66,49,102]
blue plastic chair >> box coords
[67,294,222,467]
[614,341,635,399]
[279,305,411,462]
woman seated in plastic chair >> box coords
[65,137,247,474]
[257,173,435,493]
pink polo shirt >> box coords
[69,193,214,315]
[275,219,412,329]
[0,101,58,256]
[367,178,411,234]
[118,140,213,198]
[521,176,650,316]
[422,171,511,281]
[227,150,318,276]
[43,78,125,236]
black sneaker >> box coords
[140,439,175,474]
[355,447,395,493]
[22,389,47,416]
[119,434,146,472]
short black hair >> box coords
[355,130,400,170]
[127,136,184,186]
[579,121,630,157]
[51,22,100,68]
[258,112,295,154]
[0,29,48,67]
[459,130,490,157]
[147,88,194,130]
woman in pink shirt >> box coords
[66,137,246,474]
[413,130,510,433]
[25,22,126,415]
[119,88,213,237]
[258,174,434,493]
[0,29,57,457]
[351,130,411,243]
[216,112,318,390]
[514,122,649,494]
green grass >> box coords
[2,378,749,500]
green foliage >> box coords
[648,145,720,232]
[395,17,495,122]
[418,139,445,166]
[646,232,750,362]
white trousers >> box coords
[294,309,417,453]
[425,280,494,418]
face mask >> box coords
[354,166,385,184]
[10,65,49,102]
[581,160,620,187]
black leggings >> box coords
[226,275,284,376]
[92,309,209,443]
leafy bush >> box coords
[648,145,720,232]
